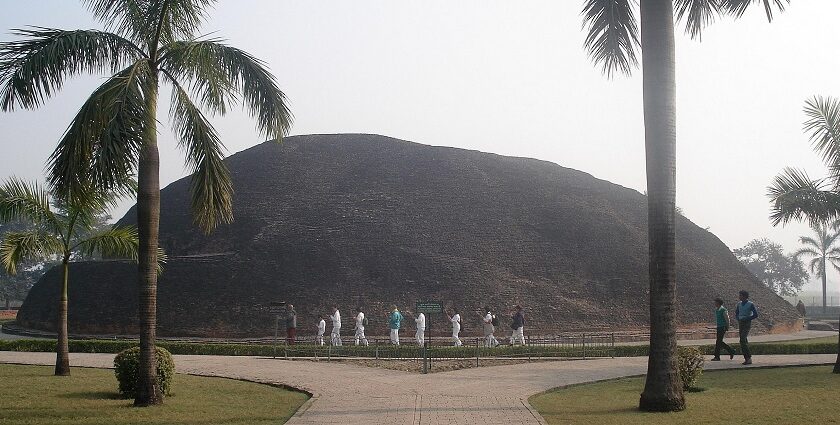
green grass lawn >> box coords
[530,366,839,425]
[757,335,838,345]
[0,364,308,425]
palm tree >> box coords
[581,0,788,411]
[768,96,840,374]
[0,177,138,376]
[793,222,840,314]
[0,0,292,405]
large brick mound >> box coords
[17,134,800,337]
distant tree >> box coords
[792,222,840,314]
[734,238,808,296]
[0,178,139,376]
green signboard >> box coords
[415,301,443,314]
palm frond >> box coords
[722,0,789,21]
[795,238,820,252]
[802,96,840,183]
[0,230,63,274]
[156,246,167,275]
[581,0,640,78]
[768,167,840,226]
[162,73,233,233]
[807,257,823,276]
[0,178,62,234]
[674,0,722,40]
[159,39,292,140]
[0,27,145,111]
[48,60,153,200]
[73,225,138,260]
[83,0,151,46]
[149,0,217,47]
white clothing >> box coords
[316,319,326,346]
[330,310,342,346]
[390,328,400,345]
[511,326,525,345]
[355,312,365,329]
[450,314,462,346]
[483,312,498,348]
[355,312,368,346]
[415,313,426,346]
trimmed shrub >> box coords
[677,346,705,390]
[113,346,175,399]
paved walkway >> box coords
[1,351,835,424]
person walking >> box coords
[388,305,403,345]
[711,298,734,361]
[354,307,369,346]
[509,305,525,346]
[316,315,326,346]
[796,300,807,317]
[330,306,342,346]
[735,290,759,365]
[482,307,499,348]
[285,304,297,345]
[414,311,426,346]
[448,308,462,347]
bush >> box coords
[113,346,175,399]
[677,346,704,390]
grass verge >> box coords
[0,364,308,425]
[530,365,839,425]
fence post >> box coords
[423,345,428,374]
[475,338,480,367]
[582,333,586,360]
[328,344,331,362]
[611,333,615,358]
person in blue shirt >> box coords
[735,290,759,365]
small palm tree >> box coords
[793,222,840,314]
[0,177,138,376]
[0,0,292,405]
[768,96,840,374]
[581,0,788,410]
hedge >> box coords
[0,339,836,358]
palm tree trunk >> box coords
[821,257,827,314]
[637,0,685,412]
[834,313,839,374]
[54,258,70,376]
[134,76,163,406]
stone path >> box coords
[1,351,835,424]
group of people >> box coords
[712,290,759,365]
[286,295,763,362]
[282,303,526,347]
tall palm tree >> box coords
[769,96,840,374]
[581,0,788,411]
[0,0,292,405]
[0,177,138,376]
[793,222,840,314]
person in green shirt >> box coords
[387,305,403,346]
[712,297,735,361]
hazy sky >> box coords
[1,1,839,293]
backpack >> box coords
[491,314,499,327]
[362,316,369,327]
